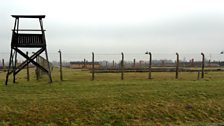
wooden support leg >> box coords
[13,50,17,83]
[45,49,52,83]
[5,49,13,85]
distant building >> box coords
[70,61,100,69]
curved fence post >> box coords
[201,52,205,78]
[176,52,179,79]
[2,59,5,72]
[58,50,63,81]
[92,52,95,81]
[145,51,152,79]
[121,52,124,80]
[149,52,152,79]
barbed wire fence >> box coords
[1,51,224,81]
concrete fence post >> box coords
[145,51,152,79]
[26,51,30,81]
[84,58,86,68]
[201,53,205,78]
[92,52,95,80]
[176,52,179,79]
[121,52,124,80]
[133,58,136,68]
[2,59,5,72]
[149,52,152,79]
[58,50,63,81]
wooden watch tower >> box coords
[5,15,52,85]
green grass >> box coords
[0,68,224,125]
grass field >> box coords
[0,68,224,125]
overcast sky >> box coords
[1,0,224,61]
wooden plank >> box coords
[12,29,46,31]
[11,15,45,18]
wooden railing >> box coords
[11,32,46,47]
